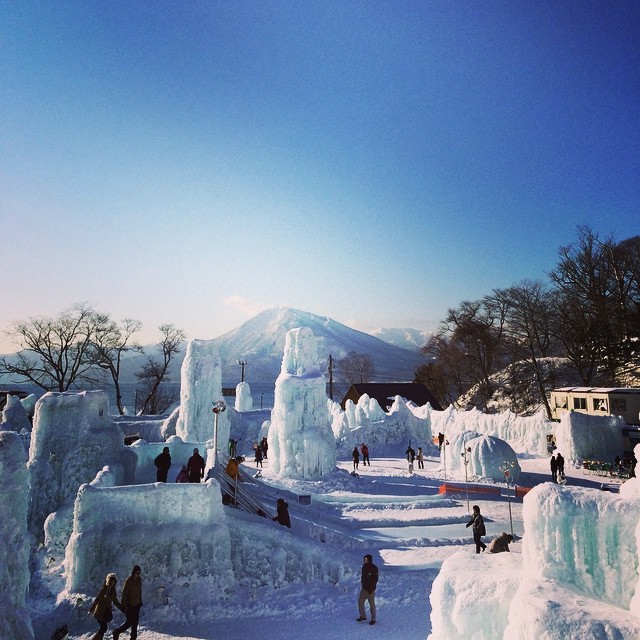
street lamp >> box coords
[237,360,247,383]
[500,461,516,537]
[212,400,226,468]
[461,443,472,513]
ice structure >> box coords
[1,393,32,432]
[65,477,235,612]
[28,391,137,541]
[269,327,336,479]
[0,430,34,640]
[235,381,253,412]
[128,435,196,483]
[429,452,640,639]
[176,339,229,448]
[554,411,625,463]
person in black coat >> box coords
[356,553,379,625]
[550,454,558,483]
[187,448,205,483]
[154,447,171,483]
[272,498,291,528]
[466,504,487,553]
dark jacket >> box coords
[273,500,291,528]
[154,450,171,480]
[120,574,143,609]
[89,574,122,622]
[466,512,486,536]
[187,453,205,481]
[361,561,379,593]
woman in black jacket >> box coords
[466,504,487,553]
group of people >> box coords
[351,442,371,471]
[89,565,143,640]
[153,447,207,484]
[550,452,565,483]
[254,437,268,467]
[405,444,425,472]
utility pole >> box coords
[328,354,334,401]
[237,360,247,383]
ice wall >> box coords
[128,436,196,483]
[0,430,34,640]
[65,479,234,612]
[235,381,253,412]
[176,339,229,446]
[269,327,336,479]
[1,393,31,432]
[28,391,137,540]
[554,411,625,462]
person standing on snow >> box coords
[416,446,425,470]
[154,446,171,483]
[550,454,558,483]
[556,452,565,478]
[360,443,370,466]
[187,447,205,483]
[113,565,143,640]
[352,446,360,471]
[272,497,292,528]
[356,553,379,625]
[466,504,487,553]
[89,573,123,640]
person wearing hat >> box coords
[356,553,379,625]
[113,565,143,640]
[89,572,123,640]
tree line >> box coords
[415,227,640,418]
[0,304,185,415]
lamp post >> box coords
[461,443,472,513]
[237,360,247,383]
[500,461,516,537]
[212,400,226,468]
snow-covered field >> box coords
[30,451,616,640]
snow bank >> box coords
[0,430,34,640]
[176,339,229,446]
[428,550,521,640]
[554,411,625,463]
[28,391,137,540]
[269,328,335,479]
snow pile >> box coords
[554,411,625,463]
[28,391,137,540]
[176,339,229,446]
[235,381,253,412]
[269,327,336,479]
[1,393,31,432]
[65,479,235,613]
[0,430,34,640]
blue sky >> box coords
[1,1,638,352]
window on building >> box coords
[573,397,587,410]
[612,399,627,413]
[593,398,608,412]
[555,396,568,409]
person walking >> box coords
[113,565,143,640]
[361,443,370,466]
[187,448,205,483]
[466,504,487,553]
[556,452,565,479]
[255,444,263,468]
[154,446,171,483]
[272,497,292,528]
[352,446,360,471]
[550,454,558,483]
[89,573,123,640]
[356,553,379,625]
[416,446,425,470]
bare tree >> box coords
[0,304,103,391]
[90,316,143,415]
[136,324,186,415]
[335,351,375,385]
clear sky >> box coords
[1,1,638,353]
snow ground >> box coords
[32,452,615,640]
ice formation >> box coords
[554,411,625,463]
[269,327,336,479]
[0,430,34,640]
[235,381,253,412]
[429,473,640,639]
[175,339,229,447]
[28,391,137,540]
[1,393,32,432]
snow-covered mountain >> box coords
[214,307,426,384]
[368,327,432,352]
